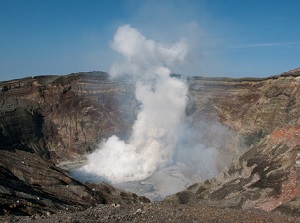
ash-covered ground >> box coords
[2,202,299,223]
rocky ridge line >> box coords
[1,69,300,217]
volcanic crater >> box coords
[1,68,300,222]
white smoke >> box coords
[79,25,189,183]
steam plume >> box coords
[79,25,189,183]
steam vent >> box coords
[1,68,300,222]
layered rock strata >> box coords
[1,69,300,216]
[166,69,300,216]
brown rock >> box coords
[1,70,300,217]
[167,74,300,216]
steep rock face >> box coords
[1,69,300,216]
[0,72,149,216]
[165,126,300,210]
[0,72,137,162]
[189,74,300,145]
[166,71,300,216]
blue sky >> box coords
[0,0,300,81]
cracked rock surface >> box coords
[1,69,300,220]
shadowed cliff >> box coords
[1,69,300,216]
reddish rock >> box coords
[167,73,300,216]
[1,70,300,217]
